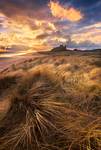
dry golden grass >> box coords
[0,51,101,150]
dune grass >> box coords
[0,52,101,150]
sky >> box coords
[0,0,101,53]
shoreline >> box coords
[0,54,34,72]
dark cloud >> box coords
[67,38,101,50]
[36,33,50,39]
[0,0,49,20]
[0,0,48,10]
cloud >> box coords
[0,0,49,18]
[36,33,50,39]
[0,0,100,52]
[72,26,101,45]
[49,1,83,22]
[34,20,56,31]
[67,37,101,50]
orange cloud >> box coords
[49,1,83,22]
[72,26,101,44]
[0,16,56,52]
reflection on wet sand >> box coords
[0,52,34,72]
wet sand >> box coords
[0,51,47,72]
[0,54,34,72]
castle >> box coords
[51,45,67,52]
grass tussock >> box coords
[0,75,18,95]
[0,52,101,150]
